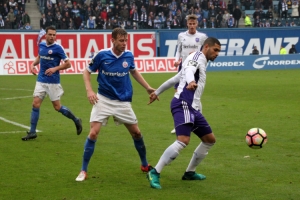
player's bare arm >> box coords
[130,69,155,94]
[45,59,71,76]
[30,56,40,75]
[83,68,98,105]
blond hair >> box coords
[186,14,198,21]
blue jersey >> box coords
[37,41,68,84]
[87,48,135,102]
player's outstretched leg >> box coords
[132,135,152,172]
[58,105,82,135]
[147,168,161,189]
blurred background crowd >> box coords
[0,0,300,30]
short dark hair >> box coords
[46,26,56,33]
[203,37,221,46]
[112,28,127,39]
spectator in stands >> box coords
[280,46,287,54]
[259,21,265,27]
[227,14,235,27]
[40,13,46,29]
[154,15,162,29]
[140,11,147,28]
[222,10,230,25]
[86,15,95,29]
[290,20,297,26]
[291,1,299,18]
[281,0,289,18]
[277,20,283,26]
[24,22,32,30]
[2,3,9,19]
[265,8,274,19]
[244,0,251,10]
[254,15,260,27]
[289,44,297,54]
[227,0,234,13]
[107,8,113,20]
[232,5,242,27]
[220,0,227,13]
[208,5,217,19]
[253,0,262,9]
[95,15,103,29]
[55,11,63,29]
[71,5,80,19]
[124,21,133,29]
[147,15,153,28]
[9,0,17,10]
[4,17,11,29]
[22,11,30,25]
[253,8,260,19]
[265,19,271,27]
[259,8,266,19]
[287,0,292,9]
[216,10,223,27]
[46,11,53,27]
[60,17,68,29]
[284,21,290,26]
[244,14,252,27]
[15,10,23,29]
[171,15,181,28]
[112,18,119,29]
[7,8,15,29]
[0,15,5,29]
[200,18,208,28]
[106,19,113,29]
[74,13,82,29]
[85,7,94,20]
[252,46,259,55]
[68,17,74,29]
[147,0,156,16]
[159,12,166,28]
[132,9,139,24]
[210,17,217,28]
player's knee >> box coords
[131,131,142,139]
[88,131,99,140]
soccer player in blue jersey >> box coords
[22,26,82,141]
[75,28,155,182]
[146,37,221,189]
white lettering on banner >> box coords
[56,39,74,58]
[138,39,154,57]
[28,39,36,58]
[0,58,177,75]
[84,39,99,58]
[253,57,269,69]
[1,40,18,59]
[253,56,300,69]
[210,62,244,67]
[165,37,299,56]
[165,40,177,57]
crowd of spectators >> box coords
[0,0,32,29]
[1,0,300,30]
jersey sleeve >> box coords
[57,45,69,61]
[175,33,182,61]
[87,52,101,72]
[129,52,135,70]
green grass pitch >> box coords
[0,70,299,200]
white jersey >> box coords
[175,31,208,63]
[175,51,207,111]
[155,51,208,112]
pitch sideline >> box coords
[0,116,42,133]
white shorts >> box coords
[33,82,64,101]
[90,94,138,126]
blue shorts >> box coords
[170,98,212,138]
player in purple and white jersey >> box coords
[22,26,82,141]
[147,37,221,189]
[171,14,208,134]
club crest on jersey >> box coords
[195,38,199,42]
[48,50,53,54]
[122,60,128,68]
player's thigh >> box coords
[33,82,47,100]
[47,84,64,101]
[193,112,215,143]
[90,95,114,125]
[113,102,138,125]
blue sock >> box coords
[58,105,77,122]
[82,137,96,172]
[133,136,148,167]
[30,107,40,133]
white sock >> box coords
[185,142,214,172]
[155,140,186,173]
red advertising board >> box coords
[0,58,177,75]
[0,32,156,59]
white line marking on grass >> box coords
[0,131,29,134]
[0,116,42,132]
[0,88,32,91]
[0,96,32,100]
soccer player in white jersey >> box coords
[22,26,82,141]
[146,37,221,189]
[75,28,155,182]
[171,14,208,134]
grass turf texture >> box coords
[0,70,299,200]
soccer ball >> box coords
[245,128,268,149]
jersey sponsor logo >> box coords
[104,62,110,64]
[101,70,128,77]
[253,57,269,69]
[122,60,128,68]
[40,55,54,60]
[188,60,198,67]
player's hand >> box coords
[186,81,198,90]
[45,68,57,76]
[87,90,98,105]
[174,58,182,67]
[30,65,38,75]
[146,87,156,95]
[148,92,159,105]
